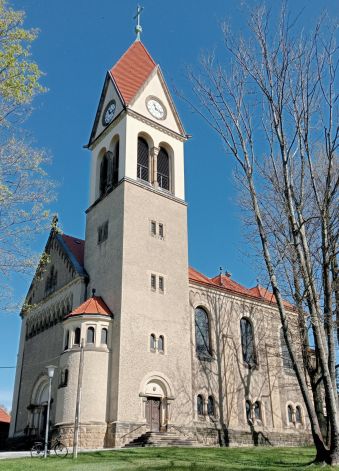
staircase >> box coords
[124,431,200,448]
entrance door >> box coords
[145,397,161,432]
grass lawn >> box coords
[0,446,337,471]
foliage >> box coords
[0,447,334,471]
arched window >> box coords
[287,404,293,423]
[195,307,211,358]
[74,327,81,346]
[245,400,252,424]
[208,396,215,416]
[158,335,164,353]
[197,395,204,416]
[137,137,149,182]
[157,147,170,191]
[64,330,69,350]
[296,406,302,424]
[280,328,293,369]
[101,328,108,345]
[100,153,109,195]
[112,141,119,186]
[150,334,156,352]
[240,318,257,367]
[60,368,68,387]
[254,401,262,421]
[87,326,95,344]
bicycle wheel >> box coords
[54,442,68,458]
[30,442,44,458]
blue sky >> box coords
[0,0,337,411]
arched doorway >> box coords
[28,377,49,438]
[141,375,174,433]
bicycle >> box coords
[30,434,68,458]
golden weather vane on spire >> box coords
[134,5,144,41]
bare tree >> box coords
[183,4,338,465]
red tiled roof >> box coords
[65,296,112,319]
[0,407,10,424]
[61,234,85,267]
[110,41,156,105]
[189,267,295,311]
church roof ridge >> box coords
[110,41,157,105]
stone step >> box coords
[124,431,200,448]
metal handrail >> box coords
[169,424,191,438]
[120,424,144,440]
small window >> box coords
[296,406,302,424]
[87,326,95,344]
[207,396,215,416]
[98,221,109,244]
[151,221,156,235]
[60,368,68,388]
[246,400,252,424]
[158,335,164,353]
[254,401,261,421]
[64,330,69,350]
[159,276,164,293]
[101,328,108,345]
[151,274,156,291]
[150,334,156,352]
[287,404,293,423]
[159,223,164,238]
[74,327,81,346]
[197,395,204,416]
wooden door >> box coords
[145,398,160,432]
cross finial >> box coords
[134,5,144,41]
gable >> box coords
[130,67,185,136]
[88,74,124,146]
[25,233,87,308]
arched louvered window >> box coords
[158,335,164,353]
[208,396,215,416]
[197,395,204,416]
[245,400,252,423]
[195,307,211,358]
[150,333,156,352]
[137,137,149,182]
[112,141,119,186]
[87,326,95,344]
[100,153,109,195]
[254,401,262,421]
[287,404,293,423]
[280,328,293,369]
[101,328,108,345]
[240,318,257,367]
[157,147,170,191]
[296,406,302,424]
[74,327,81,346]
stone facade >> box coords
[9,40,312,449]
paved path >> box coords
[0,448,118,460]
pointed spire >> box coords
[133,5,144,41]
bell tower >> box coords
[84,37,193,445]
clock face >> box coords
[146,97,166,120]
[102,100,116,126]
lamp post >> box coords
[44,365,56,459]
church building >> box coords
[9,32,312,448]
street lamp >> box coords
[44,365,56,459]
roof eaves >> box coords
[56,234,87,278]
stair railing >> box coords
[120,424,145,441]
[169,424,192,439]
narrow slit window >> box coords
[74,327,81,346]
[87,326,95,344]
[150,334,156,352]
[159,276,164,293]
[151,274,156,291]
[158,335,164,353]
[101,328,108,345]
[159,223,164,238]
[151,221,156,235]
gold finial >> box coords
[134,5,144,41]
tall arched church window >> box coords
[100,153,109,196]
[254,401,262,421]
[137,137,149,182]
[240,318,257,367]
[245,400,252,424]
[287,404,293,423]
[296,406,302,424]
[197,395,204,416]
[280,328,293,369]
[195,307,211,358]
[112,141,119,187]
[157,147,170,191]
